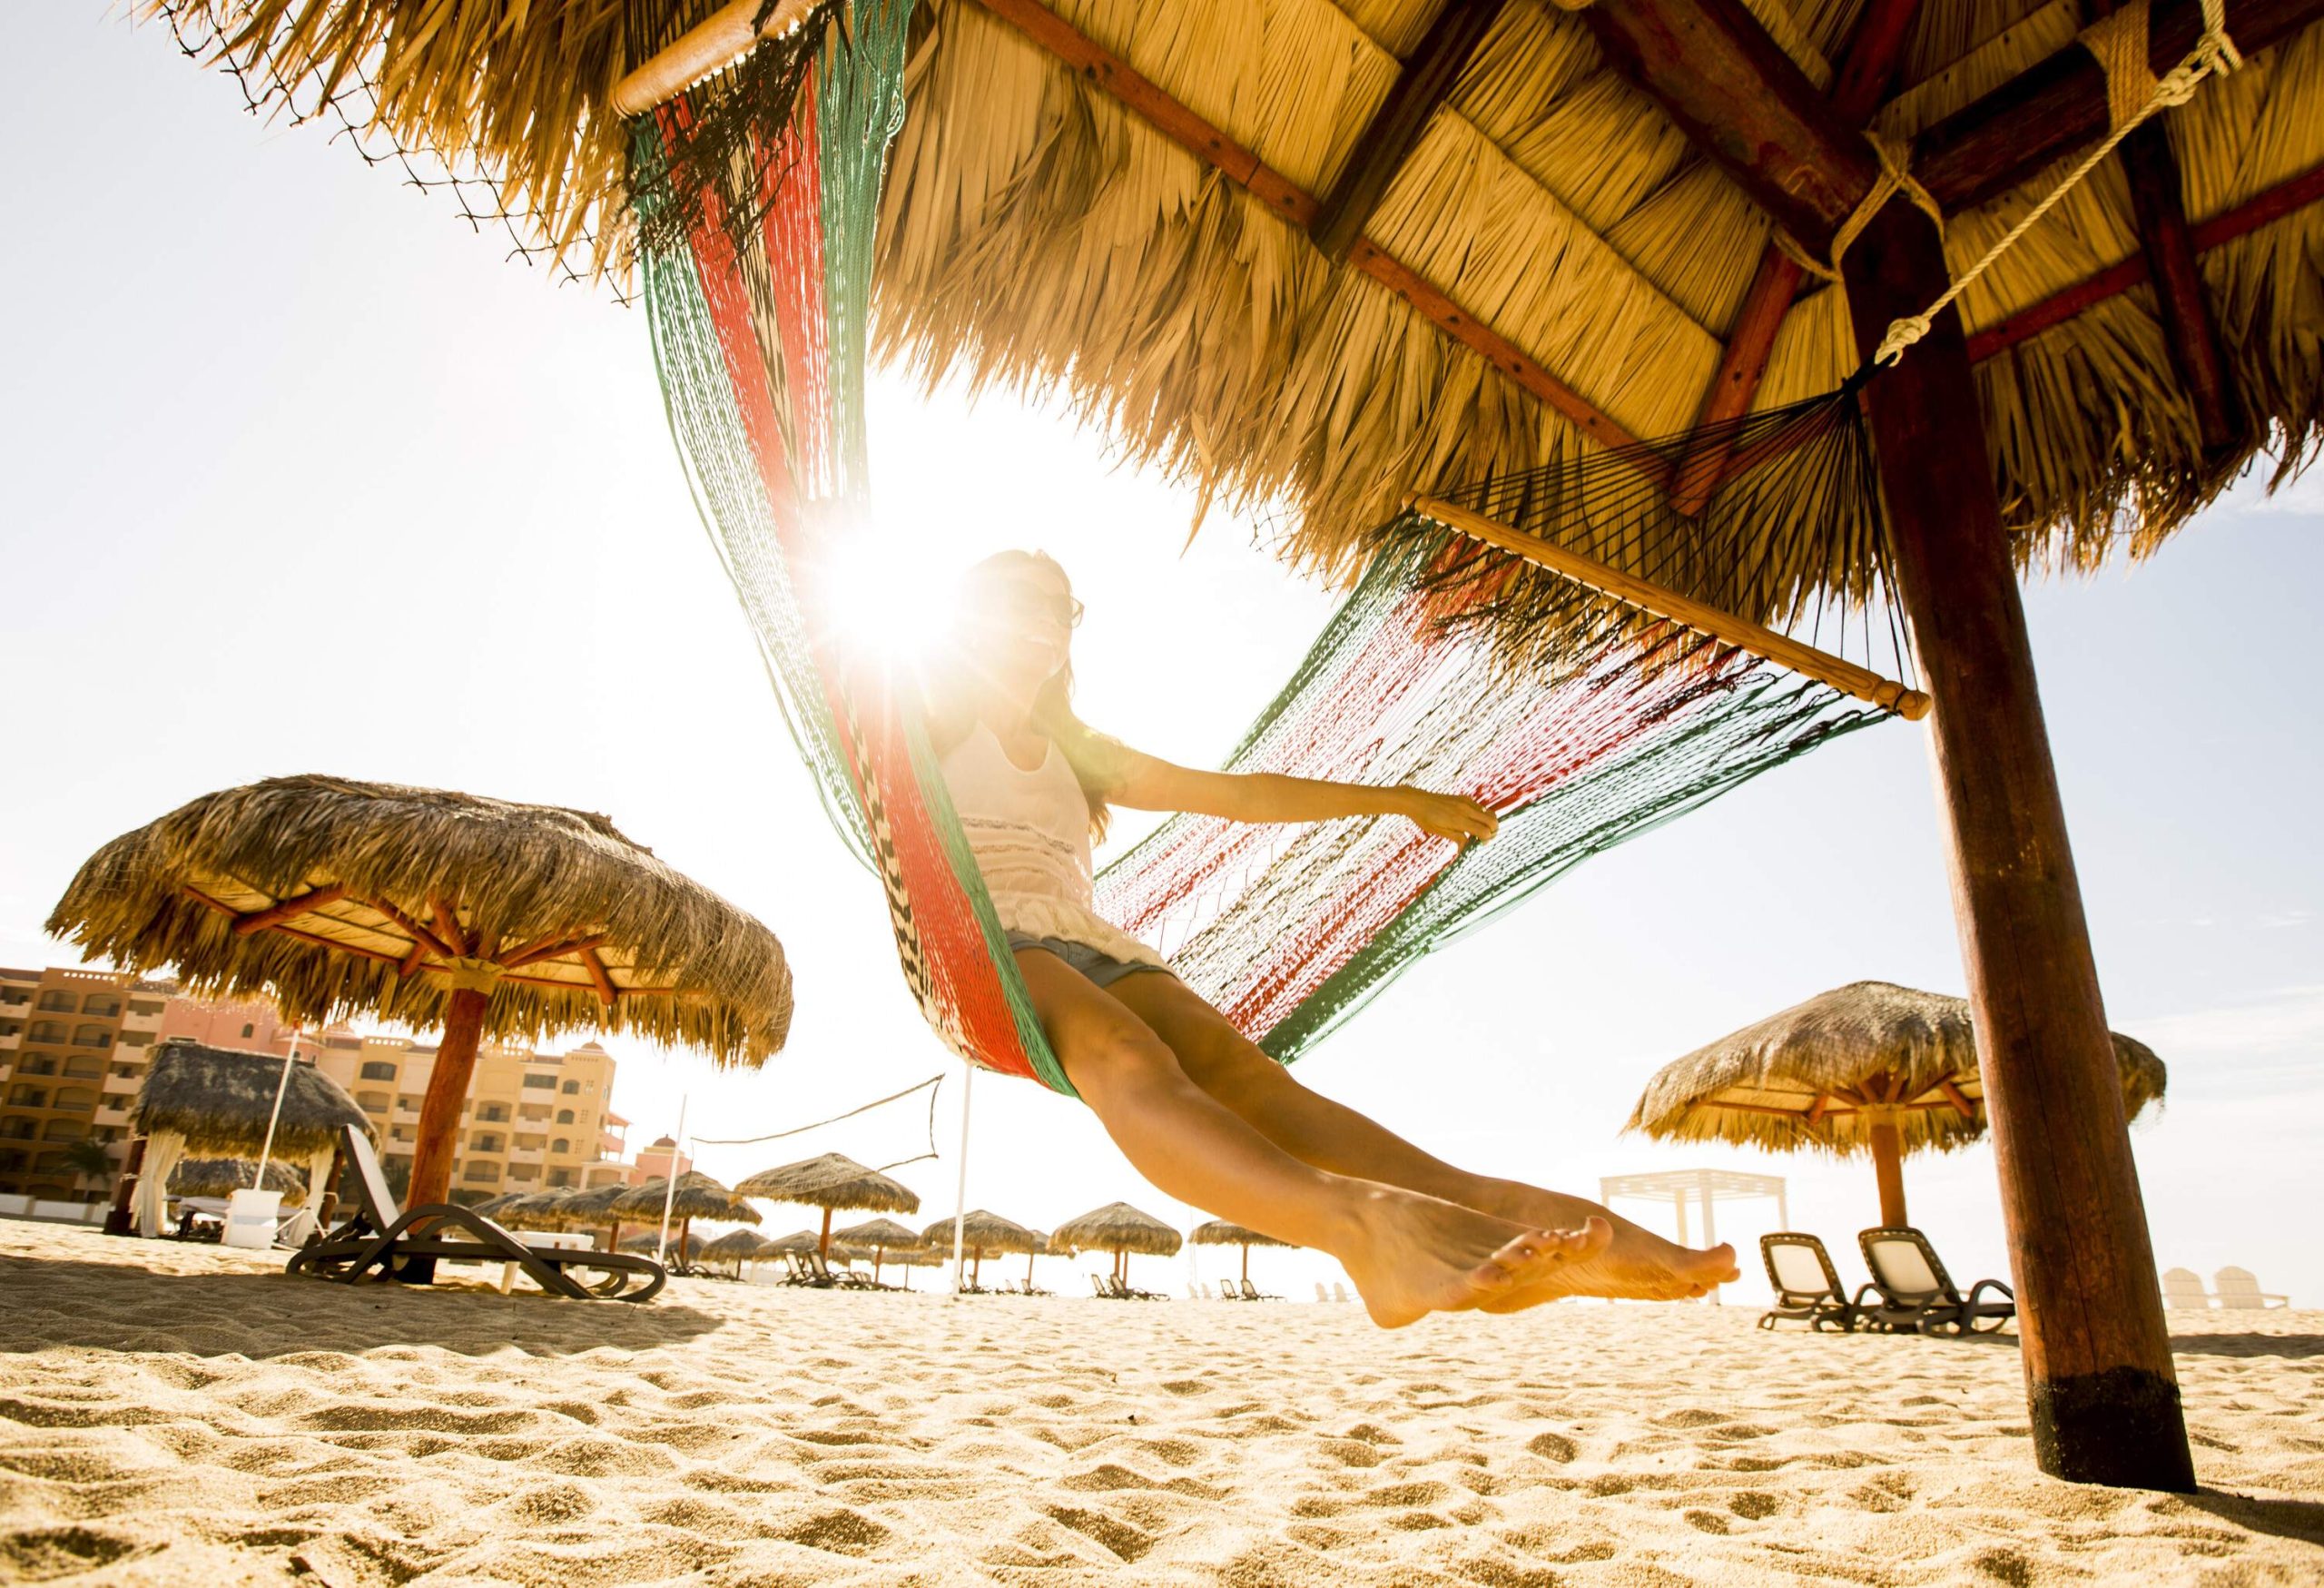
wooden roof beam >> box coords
[1311,0,1507,263]
[1966,160,2324,361]
[1669,0,1923,514]
[2117,126,2246,457]
[1590,0,2324,259]
[968,0,1652,464]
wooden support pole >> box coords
[407,985,491,1212]
[1867,1115,1908,1227]
[1311,0,1506,262]
[1412,495,1932,718]
[1842,197,2191,1492]
[105,1136,145,1236]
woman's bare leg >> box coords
[1109,972,1738,1302]
[1013,950,1610,1327]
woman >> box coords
[924,550,1738,1327]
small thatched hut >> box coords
[834,1217,923,1286]
[698,1228,768,1276]
[1628,981,2167,1227]
[128,1039,373,1238]
[1053,1202,1184,1287]
[922,1208,1043,1291]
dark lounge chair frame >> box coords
[288,1125,665,1302]
[1758,1232,1871,1331]
[1856,1227,2014,1336]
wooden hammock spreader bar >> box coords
[612,0,823,117]
[1411,495,1934,721]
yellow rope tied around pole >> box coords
[1872,0,2241,366]
[1777,132,1942,283]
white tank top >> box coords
[937,722,1166,968]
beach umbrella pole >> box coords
[655,1094,688,1267]
[1869,1113,1907,1228]
[251,1028,300,1193]
[410,985,492,1208]
[949,1061,974,1297]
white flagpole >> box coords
[252,1026,301,1191]
[655,1094,688,1266]
[949,1061,975,1297]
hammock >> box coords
[629,1,1920,1093]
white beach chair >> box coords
[1332,1283,1352,1304]
[2212,1267,2289,1309]
[2161,1268,2212,1309]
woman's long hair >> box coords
[931,551,1123,842]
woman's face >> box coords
[960,564,1079,700]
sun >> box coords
[812,531,958,670]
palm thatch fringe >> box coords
[1626,980,2166,1159]
[763,1228,825,1255]
[166,1156,309,1198]
[47,775,791,1064]
[1049,1201,1184,1258]
[734,1152,922,1213]
[699,1228,768,1264]
[835,1217,924,1249]
[129,1040,373,1159]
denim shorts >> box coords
[1007,933,1173,991]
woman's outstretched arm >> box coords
[1107,750,1498,845]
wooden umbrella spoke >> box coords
[367,895,461,962]
[231,884,348,936]
[500,932,609,971]
[582,947,621,1007]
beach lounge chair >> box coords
[2213,1267,2289,1308]
[1239,1278,1280,1301]
[1758,1233,1869,1331]
[1856,1228,2014,1335]
[2161,1267,2212,1309]
[1332,1283,1352,1304]
[1105,1273,1165,1301]
[1315,1282,1330,1303]
[288,1125,665,1302]
[1217,1278,1241,1301]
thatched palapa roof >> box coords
[130,1040,373,1159]
[48,775,790,1063]
[1188,1219,1294,1250]
[836,1217,924,1250]
[1627,980,2167,1159]
[735,1152,922,1213]
[1051,1202,1184,1258]
[700,1228,770,1263]
[921,1209,1043,1254]
[167,1,2324,609]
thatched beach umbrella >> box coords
[1189,1219,1294,1286]
[49,775,791,1211]
[698,1228,764,1276]
[1629,981,2167,1229]
[127,1039,373,1238]
[736,1153,920,1260]
[167,1157,307,1199]
[921,1209,1040,1292]
[834,1217,921,1287]
[612,1171,757,1269]
[1052,1202,1184,1287]
[554,1179,643,1252]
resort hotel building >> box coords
[0,964,632,1204]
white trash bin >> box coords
[222,1189,283,1250]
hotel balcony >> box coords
[94,1105,132,1129]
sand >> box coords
[1,1222,2318,1586]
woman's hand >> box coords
[1396,787,1499,846]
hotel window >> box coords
[71,1026,112,1049]
[463,1162,497,1181]
[81,994,122,1018]
[522,1074,556,1090]
[17,1055,56,1077]
[36,992,74,1011]
[550,1139,568,1154]
[63,1057,103,1080]
[561,1080,582,1095]
[359,1060,397,1081]
[27,1021,64,1044]
[6,1086,47,1109]
[555,1109,575,1125]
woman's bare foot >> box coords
[1478,1214,1738,1311]
[1334,1190,1613,1327]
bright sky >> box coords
[5,10,2318,1306]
